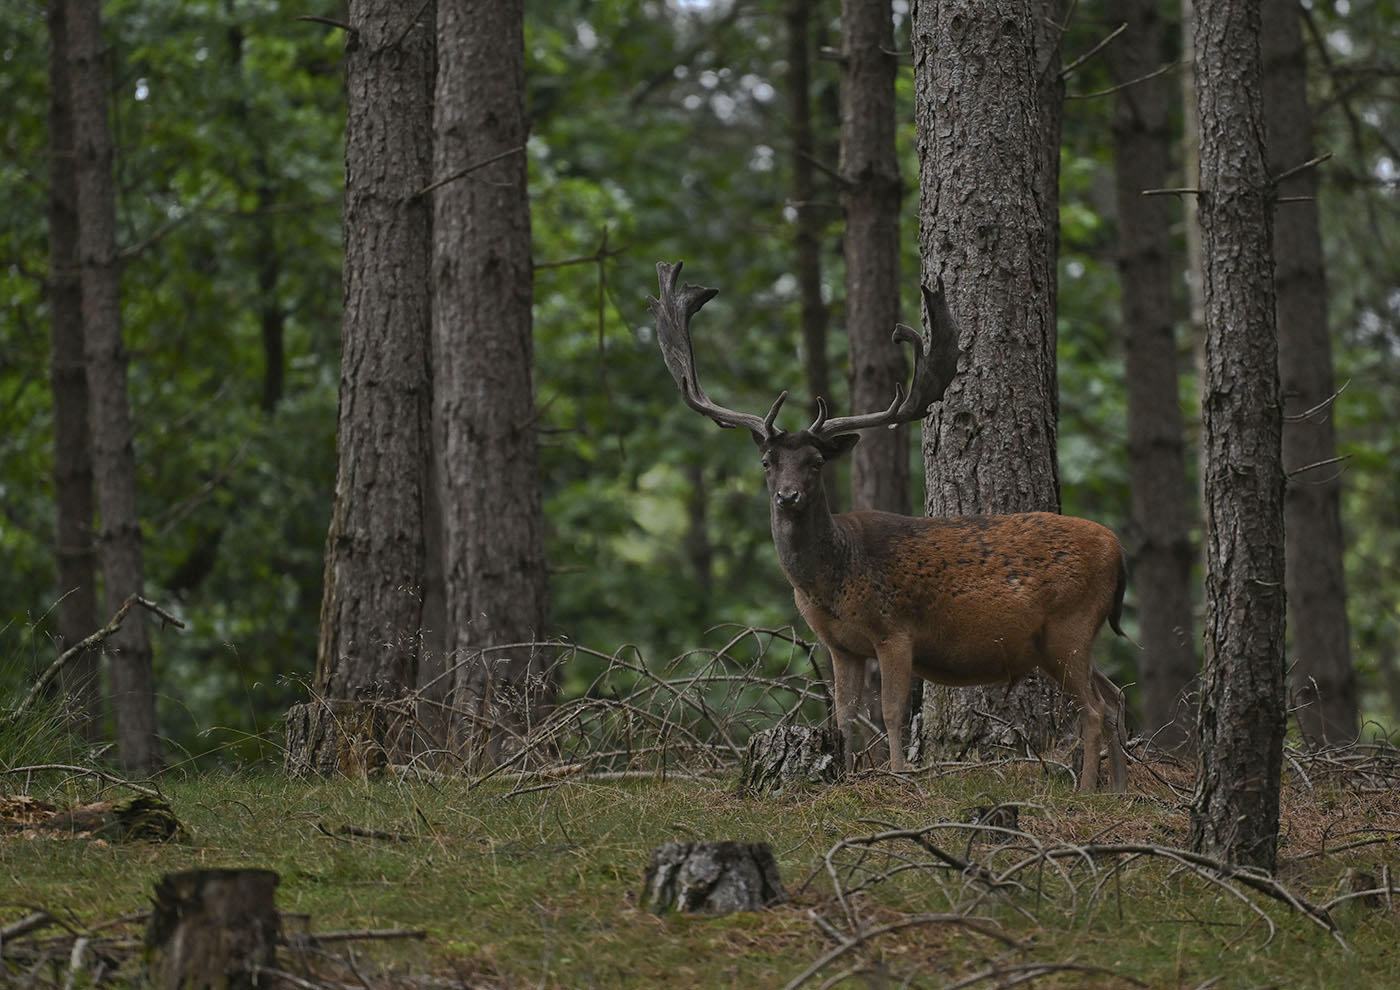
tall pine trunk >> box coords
[786,0,831,438]
[48,0,100,740]
[842,0,907,516]
[67,0,158,772]
[840,0,907,763]
[433,0,551,766]
[913,0,1072,761]
[1106,0,1198,748]
[315,1,433,714]
[1261,0,1357,747]
[1188,0,1287,872]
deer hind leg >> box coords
[875,634,915,773]
[1092,668,1128,793]
[829,645,867,773]
[1043,626,1108,793]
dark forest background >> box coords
[2,0,1397,764]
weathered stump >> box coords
[145,868,280,990]
[739,725,844,793]
[640,841,787,915]
[284,699,412,777]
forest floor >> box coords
[4,743,1400,989]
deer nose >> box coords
[775,488,803,510]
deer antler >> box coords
[810,276,960,437]
[649,261,785,440]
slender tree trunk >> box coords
[842,0,907,516]
[226,20,287,417]
[1261,0,1356,747]
[839,0,909,764]
[683,460,713,617]
[433,0,551,766]
[913,0,1072,760]
[48,0,100,740]
[1033,1,1067,408]
[1106,0,1198,748]
[786,0,831,439]
[1188,0,1287,872]
[68,0,158,773]
[314,1,433,707]
[255,195,284,414]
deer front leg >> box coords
[876,635,915,773]
[828,645,866,773]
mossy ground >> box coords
[5,750,1400,988]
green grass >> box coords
[5,759,1400,988]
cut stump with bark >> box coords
[739,725,844,793]
[284,699,411,777]
[640,841,787,915]
[145,868,280,990]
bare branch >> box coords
[784,913,1020,990]
[1272,151,1333,187]
[8,595,184,725]
[296,14,355,34]
[0,764,160,797]
[1068,61,1179,101]
[417,146,525,198]
[1286,454,1350,480]
[1060,22,1126,79]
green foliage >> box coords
[1,0,1398,759]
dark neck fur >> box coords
[770,486,852,605]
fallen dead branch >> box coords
[784,912,1021,990]
[0,766,159,799]
[804,815,1347,984]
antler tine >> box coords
[765,391,789,436]
[812,275,961,437]
[807,395,828,434]
[649,261,776,439]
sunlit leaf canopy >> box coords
[1,0,1397,757]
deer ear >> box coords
[817,433,861,460]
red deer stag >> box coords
[648,261,1129,792]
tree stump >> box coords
[145,868,280,990]
[284,699,412,777]
[640,841,787,915]
[739,725,844,793]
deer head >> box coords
[647,260,961,511]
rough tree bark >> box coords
[47,0,100,740]
[842,0,908,517]
[304,1,434,771]
[1188,0,1287,872]
[68,0,158,773]
[1106,0,1198,748]
[912,0,1073,762]
[433,0,551,766]
[1261,0,1357,747]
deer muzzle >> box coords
[774,489,804,511]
